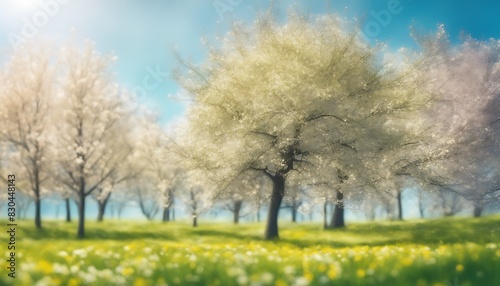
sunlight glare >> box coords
[10,0,40,12]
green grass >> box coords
[1,216,499,285]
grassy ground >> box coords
[1,216,499,285]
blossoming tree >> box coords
[0,44,56,229]
[54,41,133,238]
[413,30,500,215]
[175,14,427,239]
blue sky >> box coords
[1,0,500,125]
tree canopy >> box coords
[175,14,430,239]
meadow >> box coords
[1,216,499,286]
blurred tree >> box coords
[413,28,500,217]
[54,41,133,238]
[0,44,57,229]
[175,13,427,239]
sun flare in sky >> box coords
[9,0,41,12]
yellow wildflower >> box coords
[327,267,337,279]
[401,257,413,266]
[68,277,81,286]
[122,266,135,276]
[133,277,147,286]
[36,260,53,275]
[304,271,314,282]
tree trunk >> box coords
[65,198,71,222]
[396,190,403,220]
[34,195,42,229]
[34,169,42,228]
[33,164,42,229]
[162,206,170,222]
[418,195,425,219]
[291,201,297,223]
[190,190,198,227]
[162,189,174,222]
[329,191,345,228]
[233,200,242,224]
[77,190,86,239]
[473,205,483,217]
[97,202,104,222]
[264,174,285,240]
[192,215,197,227]
[96,195,109,222]
[323,201,328,229]
[256,207,260,222]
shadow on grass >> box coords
[16,220,180,241]
[186,229,263,241]
[269,216,500,248]
[5,215,499,246]
[311,216,500,246]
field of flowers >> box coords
[1,216,499,286]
